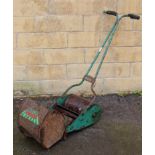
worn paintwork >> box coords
[66,104,102,133]
[20,108,39,125]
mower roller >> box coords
[17,10,140,149]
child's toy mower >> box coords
[17,10,140,149]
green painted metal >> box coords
[20,109,39,125]
[56,95,68,106]
[84,18,119,78]
[48,96,68,110]
[94,21,120,79]
[51,14,136,133]
[52,15,121,133]
[66,104,102,133]
[59,16,121,97]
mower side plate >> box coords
[66,104,102,133]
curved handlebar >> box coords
[103,10,140,20]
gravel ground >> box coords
[13,94,142,155]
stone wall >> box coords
[13,0,142,96]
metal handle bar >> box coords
[104,10,140,20]
[61,11,140,97]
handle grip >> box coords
[103,10,118,16]
[128,14,140,20]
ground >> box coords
[14,94,142,155]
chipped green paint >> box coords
[66,104,102,133]
[20,109,39,125]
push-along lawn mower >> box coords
[17,10,140,149]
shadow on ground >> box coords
[14,94,142,155]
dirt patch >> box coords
[14,94,141,155]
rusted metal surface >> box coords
[40,111,65,148]
[18,98,67,149]
[64,94,90,114]
[84,75,95,84]
[17,95,97,148]
[54,105,78,119]
[17,95,99,148]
